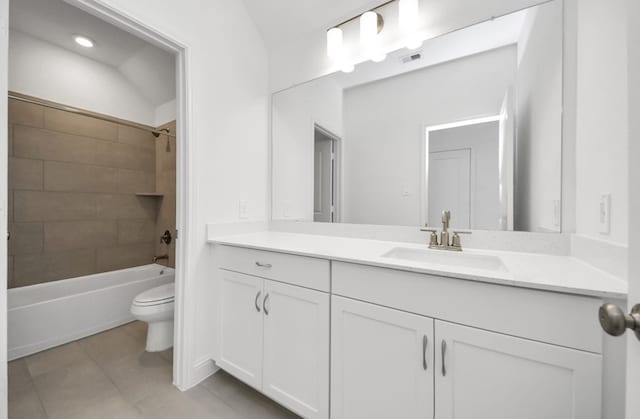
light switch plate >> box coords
[599,194,611,234]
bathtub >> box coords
[8,264,174,361]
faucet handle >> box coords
[451,230,471,249]
[420,227,439,247]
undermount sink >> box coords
[381,247,508,272]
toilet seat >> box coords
[133,283,174,307]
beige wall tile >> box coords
[96,244,154,272]
[8,100,164,287]
[118,126,155,150]
[8,190,13,223]
[44,108,118,141]
[14,125,109,165]
[14,191,96,222]
[96,194,157,221]
[13,253,45,288]
[97,141,155,172]
[45,221,117,252]
[9,124,14,156]
[8,223,44,256]
[45,248,96,282]
[8,256,14,288]
[8,99,45,127]
[118,220,156,245]
[116,169,155,194]
[9,158,43,191]
[14,126,154,172]
[44,161,117,193]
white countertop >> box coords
[208,231,627,299]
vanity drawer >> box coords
[332,262,603,354]
[217,245,330,292]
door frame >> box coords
[421,115,501,228]
[312,122,342,223]
[0,0,8,417]
[0,0,195,400]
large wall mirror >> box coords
[272,0,563,233]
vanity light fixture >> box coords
[398,0,423,49]
[326,0,423,71]
[73,35,94,48]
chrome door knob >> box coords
[599,303,640,340]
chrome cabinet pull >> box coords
[422,335,428,370]
[441,340,447,376]
[255,261,272,268]
[263,293,270,315]
[254,291,261,312]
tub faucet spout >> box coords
[153,254,169,263]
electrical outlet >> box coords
[599,194,611,234]
[239,200,248,219]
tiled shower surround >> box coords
[7,97,175,288]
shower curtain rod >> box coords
[8,93,177,138]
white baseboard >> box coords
[175,357,220,391]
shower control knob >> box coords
[160,230,172,245]
[599,303,640,340]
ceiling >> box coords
[242,0,381,48]
[10,0,176,107]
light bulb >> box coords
[73,35,94,48]
[327,27,343,59]
[360,11,385,62]
[341,63,355,73]
[399,0,423,49]
[360,11,379,46]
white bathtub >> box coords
[8,264,174,361]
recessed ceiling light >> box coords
[73,35,94,48]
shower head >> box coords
[152,128,170,138]
[152,128,172,152]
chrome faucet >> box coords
[153,254,169,263]
[420,210,471,251]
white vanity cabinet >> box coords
[331,295,434,419]
[434,320,602,419]
[213,240,610,419]
[217,246,330,419]
[331,261,604,419]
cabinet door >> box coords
[434,320,602,419]
[218,270,264,389]
[262,280,330,419]
[331,296,434,419]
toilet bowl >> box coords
[131,282,174,352]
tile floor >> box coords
[8,322,300,419]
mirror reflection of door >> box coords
[428,149,471,229]
[427,119,501,230]
[314,126,338,222]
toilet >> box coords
[130,283,175,352]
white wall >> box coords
[272,76,343,220]
[341,46,515,226]
[513,1,563,232]
[575,0,628,244]
[269,0,551,92]
[87,0,269,388]
[8,30,159,126]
